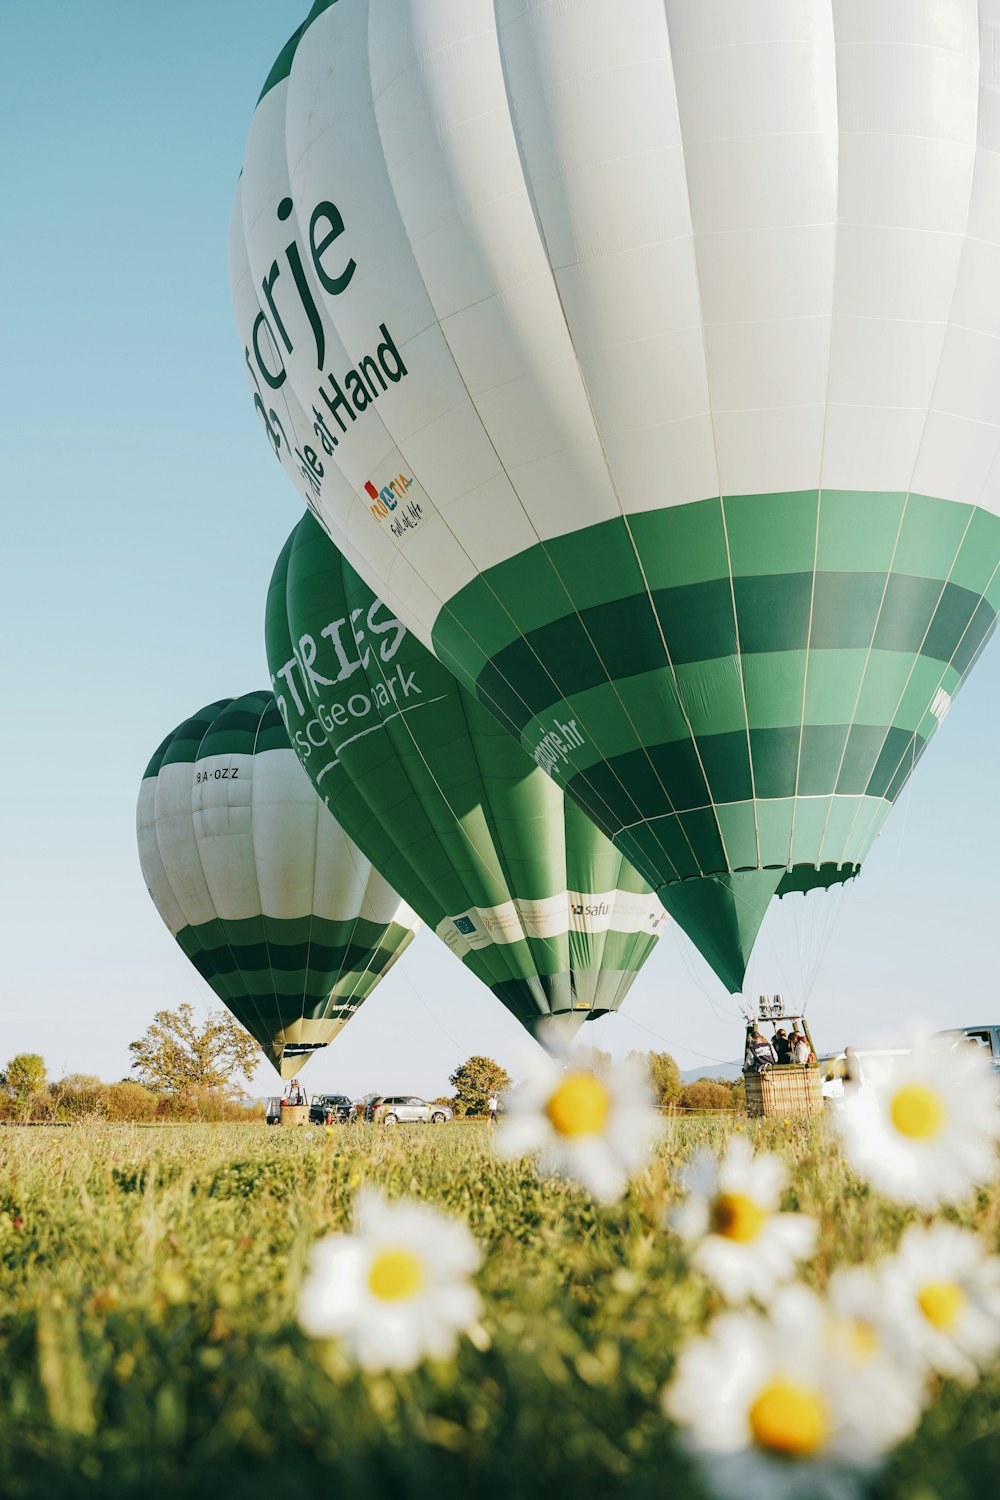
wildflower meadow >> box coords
[2,1082,1000,1499]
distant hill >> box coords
[680,1061,742,1084]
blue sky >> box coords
[3,2,1000,1101]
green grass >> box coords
[1,1119,998,1498]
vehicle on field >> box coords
[264,1096,281,1125]
[372,1095,452,1125]
[932,1025,1000,1081]
[818,1052,876,1110]
[308,1093,354,1125]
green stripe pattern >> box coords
[431,491,1000,985]
[138,692,417,1078]
[265,514,666,1038]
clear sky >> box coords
[3,2,1000,1102]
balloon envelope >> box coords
[266,513,667,1039]
[233,3,1000,991]
[137,692,419,1077]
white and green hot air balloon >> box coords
[137,692,419,1077]
[232,2,1000,995]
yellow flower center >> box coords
[710,1192,767,1244]
[367,1247,425,1302]
[918,1280,965,1331]
[847,1317,878,1362]
[749,1379,829,1457]
[545,1072,610,1138]
[829,1315,878,1364]
[889,1084,946,1141]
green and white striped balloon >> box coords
[137,692,419,1077]
[266,513,666,1041]
[232,2,1000,992]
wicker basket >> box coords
[744,1066,822,1119]
[279,1103,309,1127]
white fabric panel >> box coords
[435,888,666,958]
[495,0,716,514]
[917,1,1000,509]
[283,0,474,595]
[136,776,187,937]
[823,3,978,494]
[667,0,838,497]
[248,748,318,921]
[152,760,219,930]
[230,181,442,645]
[193,754,262,923]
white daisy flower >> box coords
[882,1221,1000,1384]
[298,1189,482,1372]
[664,1286,902,1500]
[495,1048,659,1203]
[836,1040,1000,1209]
[670,1137,817,1304]
[824,1265,927,1445]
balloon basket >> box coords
[279,1104,309,1127]
[744,1066,822,1119]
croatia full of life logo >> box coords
[365,473,413,519]
[364,471,425,539]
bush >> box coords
[678,1079,735,1112]
[154,1088,258,1123]
[102,1081,158,1121]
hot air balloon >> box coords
[266,512,666,1040]
[137,692,419,1077]
[233,3,1000,993]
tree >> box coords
[129,1004,258,1094]
[448,1055,512,1117]
[0,1054,48,1117]
[627,1049,682,1107]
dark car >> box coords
[308,1093,354,1125]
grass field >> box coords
[1,1117,998,1498]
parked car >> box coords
[308,1093,354,1125]
[372,1095,452,1125]
[932,1025,1000,1079]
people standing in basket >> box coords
[772,1028,791,1065]
[749,1028,777,1070]
[791,1031,811,1066]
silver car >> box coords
[374,1095,452,1124]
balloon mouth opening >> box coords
[654,862,860,899]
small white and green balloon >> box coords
[137,692,419,1078]
[232,1,1000,995]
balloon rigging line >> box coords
[615,1010,735,1070]
[395,962,472,1060]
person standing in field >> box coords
[487,1094,498,1124]
[843,1046,862,1093]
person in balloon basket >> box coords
[791,1032,812,1067]
[746,1027,776,1071]
[772,1028,792,1066]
